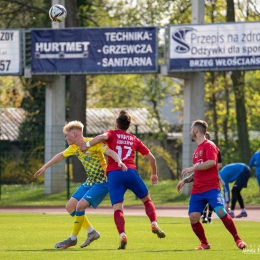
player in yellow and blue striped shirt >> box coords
[34,120,127,249]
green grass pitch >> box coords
[0,213,259,260]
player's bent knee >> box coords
[214,206,227,218]
[140,195,151,203]
[76,199,89,211]
[189,212,201,223]
[66,202,75,213]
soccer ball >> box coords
[49,4,67,23]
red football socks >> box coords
[221,213,241,241]
[191,221,209,245]
[144,200,157,222]
[114,209,125,234]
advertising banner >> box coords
[31,27,157,74]
[0,30,21,75]
[169,22,260,71]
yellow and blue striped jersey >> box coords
[63,138,108,185]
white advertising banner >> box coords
[0,30,21,75]
[169,22,260,71]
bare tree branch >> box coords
[0,0,48,14]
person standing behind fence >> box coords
[80,110,165,250]
[249,150,260,199]
[34,120,127,249]
[218,163,251,219]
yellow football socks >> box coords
[71,211,86,236]
[82,215,91,230]
[71,211,91,230]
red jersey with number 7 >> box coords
[105,129,150,172]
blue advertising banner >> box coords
[31,27,157,74]
[169,22,260,72]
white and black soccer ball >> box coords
[49,4,67,23]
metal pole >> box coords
[44,0,66,194]
[182,0,205,196]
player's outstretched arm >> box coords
[144,152,158,185]
[104,148,128,171]
[34,152,65,178]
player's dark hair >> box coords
[205,131,211,140]
[116,110,131,130]
[193,120,208,134]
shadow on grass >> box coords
[7,248,200,252]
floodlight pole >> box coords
[44,0,66,194]
[181,0,205,196]
[160,0,205,195]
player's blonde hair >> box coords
[63,121,84,134]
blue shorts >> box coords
[107,169,148,205]
[234,165,251,189]
[72,182,108,208]
[188,189,225,215]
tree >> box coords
[0,0,113,182]
[1,0,260,174]
[226,0,251,163]
[18,79,45,153]
[0,1,50,169]
[0,0,50,29]
[0,76,24,108]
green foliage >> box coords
[136,143,178,180]
[111,0,191,26]
[18,79,45,152]
[204,68,260,162]
[87,73,180,144]
[244,70,260,131]
[0,76,24,108]
[0,0,51,29]
[87,74,147,108]
[249,137,260,154]
[0,1,260,171]
[78,0,115,27]
[204,0,226,23]
[0,146,44,184]
[0,213,258,260]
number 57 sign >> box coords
[0,30,21,75]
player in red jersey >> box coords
[80,110,165,249]
[176,120,247,250]
[201,131,223,223]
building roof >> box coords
[0,107,159,141]
[0,108,25,141]
[86,108,159,135]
